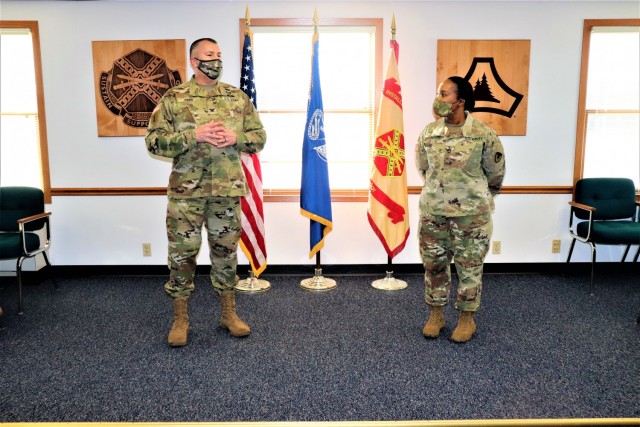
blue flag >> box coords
[300,32,332,258]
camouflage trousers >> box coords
[164,196,241,298]
[418,212,492,312]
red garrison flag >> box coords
[239,28,267,276]
[367,39,410,259]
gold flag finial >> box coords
[245,5,251,27]
[391,14,396,40]
[314,8,319,34]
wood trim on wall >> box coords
[573,19,592,185]
[51,186,573,201]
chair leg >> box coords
[589,243,596,296]
[16,257,26,315]
[621,245,631,262]
[567,238,577,263]
[41,251,58,291]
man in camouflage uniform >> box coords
[415,76,505,343]
[146,38,266,347]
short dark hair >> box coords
[189,38,218,56]
[448,76,475,111]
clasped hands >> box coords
[195,121,236,148]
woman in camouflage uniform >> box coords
[415,76,505,343]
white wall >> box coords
[2,0,638,270]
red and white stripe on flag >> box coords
[239,29,267,276]
[240,153,267,276]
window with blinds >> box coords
[583,26,640,187]
[0,22,50,200]
[249,21,379,190]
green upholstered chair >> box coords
[0,186,53,314]
[567,178,640,294]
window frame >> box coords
[239,18,383,202]
[1,20,51,203]
[573,18,640,188]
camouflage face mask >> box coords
[196,58,223,80]
[432,97,455,118]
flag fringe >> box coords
[300,208,333,230]
[367,213,409,259]
[239,240,267,277]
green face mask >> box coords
[432,97,455,117]
[196,58,223,80]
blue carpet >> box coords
[0,271,638,422]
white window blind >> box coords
[583,27,640,187]
[251,25,377,190]
[0,28,43,189]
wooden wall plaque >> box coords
[437,40,530,135]
[92,39,187,137]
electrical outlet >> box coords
[552,239,561,253]
[492,241,501,255]
[142,243,152,257]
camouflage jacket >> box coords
[415,113,505,217]
[146,77,266,198]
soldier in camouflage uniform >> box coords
[145,38,266,347]
[415,76,505,343]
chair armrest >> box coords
[18,212,52,224]
[18,212,51,256]
[568,201,595,242]
[568,201,596,212]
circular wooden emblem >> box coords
[99,48,182,128]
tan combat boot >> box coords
[450,311,476,343]
[220,290,251,337]
[168,297,189,347]
[422,305,446,338]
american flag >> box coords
[239,30,267,276]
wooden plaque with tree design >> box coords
[92,39,186,137]
[437,40,530,135]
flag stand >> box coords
[371,256,407,290]
[300,252,336,292]
[235,270,270,293]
